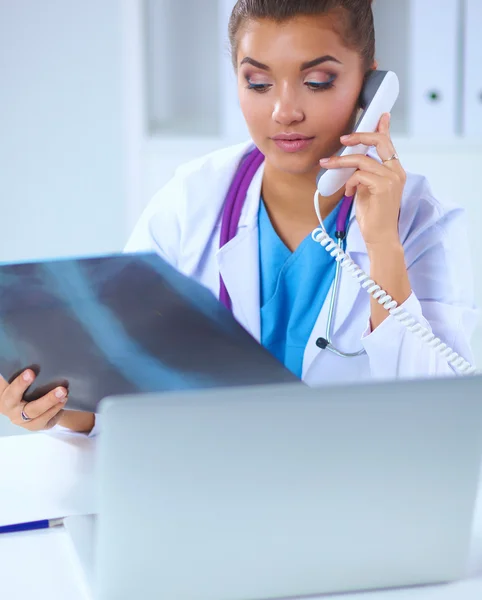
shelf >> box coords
[142,0,479,141]
[373,0,410,136]
[144,0,222,137]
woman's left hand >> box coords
[319,112,407,250]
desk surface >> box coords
[1,433,481,600]
[1,527,481,600]
[0,527,91,600]
[0,431,97,527]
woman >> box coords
[0,0,477,434]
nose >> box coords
[272,83,305,126]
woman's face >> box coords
[236,15,369,177]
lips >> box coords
[272,133,313,141]
[271,134,315,153]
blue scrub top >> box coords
[258,199,345,378]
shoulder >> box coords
[174,139,254,182]
[148,138,254,217]
[125,140,255,258]
[399,170,465,255]
[398,170,474,311]
[367,146,465,250]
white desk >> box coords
[1,433,481,600]
[0,432,97,527]
[0,527,92,600]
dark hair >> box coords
[228,0,375,72]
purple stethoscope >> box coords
[218,146,364,359]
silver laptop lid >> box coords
[95,376,482,600]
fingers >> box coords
[1,369,36,412]
[340,132,387,147]
[377,112,391,136]
[339,112,401,169]
[0,374,8,395]
[21,386,67,420]
[320,153,385,176]
[0,369,68,431]
[341,112,391,145]
[344,171,385,198]
[28,404,66,431]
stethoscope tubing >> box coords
[323,238,366,358]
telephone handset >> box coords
[311,70,476,375]
[317,70,400,197]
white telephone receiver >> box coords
[317,70,400,197]
[312,70,476,375]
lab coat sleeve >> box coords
[360,196,479,378]
[88,413,101,436]
[48,417,100,437]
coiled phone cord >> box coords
[312,190,477,376]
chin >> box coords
[265,150,321,176]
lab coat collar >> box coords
[216,157,265,340]
[237,157,266,229]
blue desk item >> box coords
[0,518,64,535]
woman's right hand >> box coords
[0,369,67,431]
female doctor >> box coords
[0,0,477,434]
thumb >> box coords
[378,112,391,135]
[0,374,8,395]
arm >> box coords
[322,114,478,377]
[56,411,96,434]
[367,241,411,331]
[361,204,478,377]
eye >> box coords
[247,82,272,93]
[245,75,272,93]
[305,74,337,92]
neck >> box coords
[261,160,345,227]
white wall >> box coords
[0,0,128,263]
[0,0,128,436]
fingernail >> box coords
[340,135,351,141]
[22,370,33,383]
[319,158,330,164]
[55,388,66,399]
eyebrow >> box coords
[239,55,342,71]
[300,55,342,70]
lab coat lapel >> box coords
[302,208,368,378]
[216,162,265,341]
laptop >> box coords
[94,376,482,600]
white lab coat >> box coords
[125,139,479,385]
